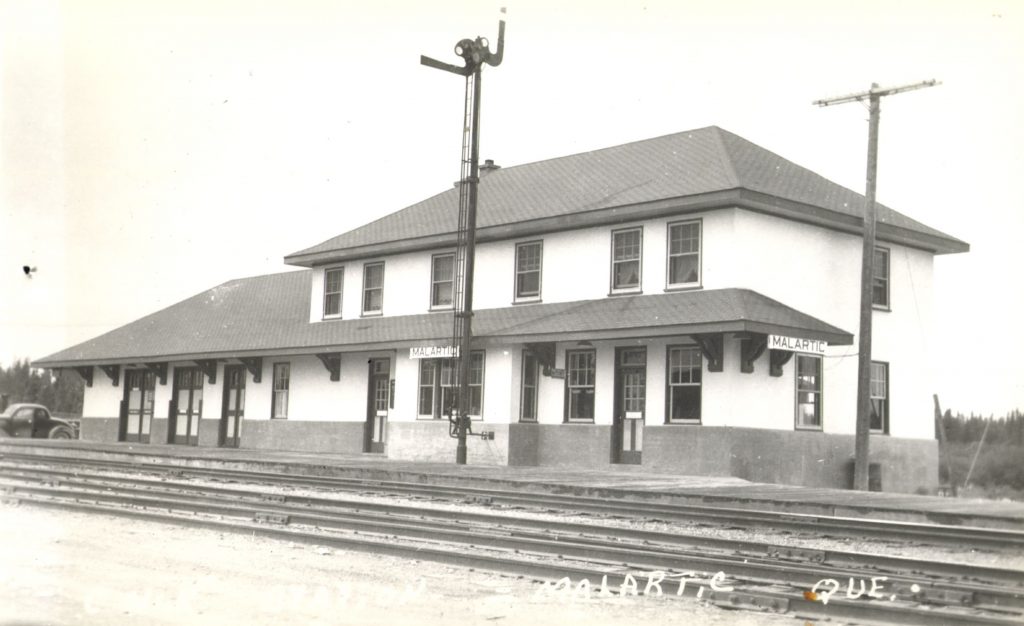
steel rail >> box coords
[3,474,1023,616]
[2,463,1021,592]
[4,484,1021,626]
[2,453,1022,551]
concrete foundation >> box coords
[151,418,169,445]
[198,420,220,448]
[68,415,937,493]
[79,417,120,443]
[388,421,510,465]
[240,420,365,454]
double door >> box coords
[220,365,245,447]
[121,370,155,443]
[170,367,202,445]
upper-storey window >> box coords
[795,354,822,430]
[667,220,701,288]
[362,262,384,315]
[431,253,455,310]
[515,241,542,301]
[323,267,343,318]
[611,227,642,293]
[872,247,890,310]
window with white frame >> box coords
[870,361,889,434]
[520,351,539,421]
[565,350,596,421]
[323,267,343,318]
[872,247,890,309]
[431,253,455,309]
[610,228,642,292]
[795,354,822,429]
[417,352,484,419]
[272,363,290,419]
[667,220,701,287]
[362,262,384,315]
[667,345,701,422]
[515,241,542,301]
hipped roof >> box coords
[34,271,851,367]
[285,126,967,266]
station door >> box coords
[120,369,155,443]
[365,358,390,453]
[613,347,645,465]
[169,367,202,445]
[220,365,245,448]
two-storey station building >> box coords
[35,126,967,492]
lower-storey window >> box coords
[667,345,701,423]
[870,361,889,434]
[520,351,539,422]
[795,354,822,429]
[272,362,290,419]
[418,352,485,419]
[565,349,596,422]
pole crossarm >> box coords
[813,79,940,107]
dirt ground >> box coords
[0,505,801,626]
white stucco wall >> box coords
[306,211,730,318]
[81,368,124,418]
[726,209,936,438]
[82,204,937,444]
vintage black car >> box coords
[0,403,77,439]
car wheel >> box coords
[48,425,75,439]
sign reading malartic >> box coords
[409,345,459,359]
[767,335,827,355]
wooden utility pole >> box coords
[814,79,939,491]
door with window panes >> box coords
[220,365,245,448]
[613,347,646,464]
[365,358,390,453]
[120,370,155,443]
[170,367,203,445]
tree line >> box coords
[941,409,1024,445]
[940,409,1024,493]
[0,359,84,416]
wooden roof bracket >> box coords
[194,359,218,384]
[739,334,768,374]
[316,353,342,382]
[144,362,168,385]
[239,357,263,384]
[769,349,794,377]
[74,366,94,388]
[525,342,556,371]
[692,333,724,372]
[98,364,120,386]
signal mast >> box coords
[421,9,506,464]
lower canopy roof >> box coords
[34,270,852,368]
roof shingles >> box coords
[35,271,851,367]
[286,126,966,264]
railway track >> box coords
[1,456,1022,624]
[3,452,1023,550]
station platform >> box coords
[2,438,1023,530]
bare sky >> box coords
[1,0,1021,415]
